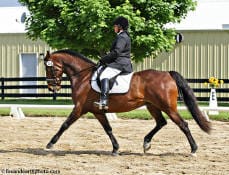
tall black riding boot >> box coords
[94,78,109,110]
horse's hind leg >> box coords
[167,110,198,154]
[143,104,167,153]
[94,113,119,155]
[46,109,79,149]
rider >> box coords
[94,16,133,110]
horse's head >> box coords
[44,51,63,92]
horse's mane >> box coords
[53,49,96,65]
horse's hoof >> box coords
[190,152,197,157]
[112,151,119,156]
[143,142,151,153]
[46,142,54,149]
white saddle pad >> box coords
[91,71,134,94]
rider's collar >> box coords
[117,30,124,35]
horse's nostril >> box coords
[48,86,54,92]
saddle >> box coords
[91,67,134,94]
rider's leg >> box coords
[94,67,121,110]
[94,78,109,110]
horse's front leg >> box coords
[94,113,119,155]
[46,108,80,149]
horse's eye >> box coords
[46,60,53,67]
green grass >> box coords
[117,110,229,121]
[0,99,228,121]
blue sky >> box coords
[0,0,22,7]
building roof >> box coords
[170,0,229,30]
[0,6,29,33]
[0,0,21,7]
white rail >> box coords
[0,104,117,120]
[0,104,228,119]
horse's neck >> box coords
[63,57,93,81]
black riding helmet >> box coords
[113,16,129,30]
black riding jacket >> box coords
[100,31,132,73]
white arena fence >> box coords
[0,104,228,120]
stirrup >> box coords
[94,101,109,110]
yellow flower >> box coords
[206,77,223,88]
[209,77,214,84]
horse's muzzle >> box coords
[48,85,61,92]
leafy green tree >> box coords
[19,0,196,61]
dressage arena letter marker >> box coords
[209,88,219,115]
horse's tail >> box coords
[169,71,211,134]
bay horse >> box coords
[44,49,211,155]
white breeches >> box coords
[99,66,121,80]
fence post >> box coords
[1,78,5,100]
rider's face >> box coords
[114,25,119,33]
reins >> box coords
[44,50,98,92]
[69,65,96,78]
[45,59,96,87]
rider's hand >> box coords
[98,59,105,65]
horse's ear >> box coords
[44,51,50,61]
